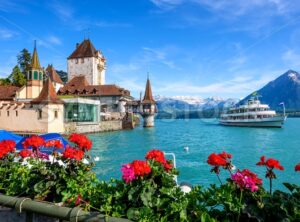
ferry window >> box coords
[16,111,18,117]
[7,111,9,116]
[38,110,42,119]
[54,110,58,118]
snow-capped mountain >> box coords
[155,95,239,112]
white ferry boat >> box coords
[219,97,286,128]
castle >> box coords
[0,39,156,134]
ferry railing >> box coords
[0,194,132,222]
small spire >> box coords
[142,76,155,104]
[31,40,41,69]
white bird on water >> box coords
[184,146,189,152]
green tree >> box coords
[0,78,11,85]
[10,65,26,86]
[56,70,68,83]
[17,48,31,75]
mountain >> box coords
[240,70,300,111]
[155,95,239,112]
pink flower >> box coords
[75,194,82,206]
[231,169,262,192]
[121,163,136,183]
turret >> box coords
[140,77,157,127]
[26,41,44,99]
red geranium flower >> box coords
[69,133,92,151]
[0,140,16,158]
[295,163,300,172]
[62,147,84,161]
[45,140,64,149]
[207,153,227,166]
[22,136,45,149]
[131,160,151,177]
[145,149,166,164]
[256,156,266,166]
[256,156,284,170]
[266,158,284,170]
[163,161,173,172]
[219,151,232,159]
[19,149,33,158]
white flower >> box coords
[57,160,66,167]
[13,156,21,162]
[82,158,89,164]
[93,156,100,162]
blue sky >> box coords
[1,0,300,99]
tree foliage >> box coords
[17,48,31,75]
[10,65,26,86]
[56,70,68,83]
[0,78,11,86]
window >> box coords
[34,71,38,80]
[28,71,32,80]
[16,111,18,117]
[39,72,42,80]
[81,58,84,63]
[54,110,58,118]
[38,110,42,119]
[75,59,78,64]
[7,111,9,116]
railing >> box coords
[0,194,132,222]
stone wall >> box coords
[64,120,122,134]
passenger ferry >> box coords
[219,97,286,128]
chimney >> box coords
[76,43,79,48]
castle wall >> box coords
[0,103,64,134]
[64,120,122,134]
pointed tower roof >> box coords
[46,65,63,84]
[68,39,98,59]
[31,79,64,104]
[142,78,156,104]
[31,41,41,69]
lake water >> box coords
[90,118,300,190]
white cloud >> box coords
[46,35,62,45]
[110,46,179,75]
[151,0,298,16]
[154,70,282,97]
[0,28,17,39]
[150,0,183,10]
[49,1,131,31]
[110,63,139,73]
[282,49,300,68]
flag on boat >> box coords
[252,91,258,96]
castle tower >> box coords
[26,41,44,99]
[31,78,64,133]
[140,77,157,127]
[67,39,106,85]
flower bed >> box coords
[0,135,299,221]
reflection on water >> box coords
[90,118,300,190]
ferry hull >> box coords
[219,116,286,128]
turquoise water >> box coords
[90,118,300,190]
